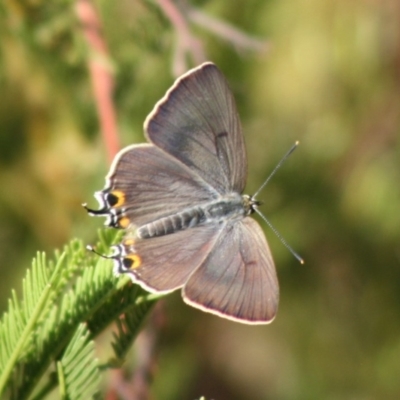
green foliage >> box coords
[57,324,100,400]
[0,229,158,400]
[110,291,162,366]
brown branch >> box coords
[156,0,269,75]
[75,0,120,162]
[186,5,270,54]
[108,302,166,400]
[156,0,206,76]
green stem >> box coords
[57,361,67,400]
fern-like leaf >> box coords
[110,286,158,366]
[57,324,100,400]
[0,252,66,395]
[0,230,160,400]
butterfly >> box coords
[85,62,280,324]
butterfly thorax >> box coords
[137,193,254,239]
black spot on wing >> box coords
[107,192,119,206]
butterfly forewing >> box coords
[183,218,279,324]
[145,62,247,194]
[99,144,218,228]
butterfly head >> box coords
[242,194,262,216]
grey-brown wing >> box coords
[182,218,279,324]
[87,144,218,228]
[145,62,247,195]
[113,224,223,293]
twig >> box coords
[186,5,270,54]
[156,0,269,75]
[156,0,206,76]
[75,0,120,162]
[109,302,166,400]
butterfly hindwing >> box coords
[183,218,279,324]
[114,224,223,293]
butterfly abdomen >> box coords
[137,193,247,239]
[137,207,207,238]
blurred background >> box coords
[1,0,400,399]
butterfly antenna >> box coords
[253,141,299,199]
[255,209,304,264]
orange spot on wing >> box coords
[123,238,136,246]
[123,254,142,269]
[118,216,130,229]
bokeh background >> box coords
[1,0,400,399]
